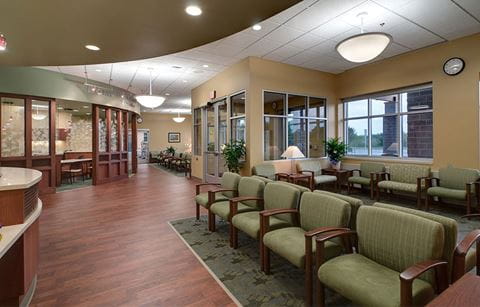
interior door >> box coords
[204,99,227,182]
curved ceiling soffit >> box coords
[0,0,300,66]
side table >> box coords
[322,168,350,192]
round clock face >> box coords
[443,57,465,76]
[136,117,143,124]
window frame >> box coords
[229,90,246,143]
[193,107,202,156]
[343,83,433,161]
[262,89,328,161]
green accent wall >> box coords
[0,67,140,114]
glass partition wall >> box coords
[0,93,137,194]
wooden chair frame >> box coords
[315,230,448,307]
[375,172,428,208]
[425,178,480,215]
[346,169,377,199]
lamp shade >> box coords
[135,95,165,109]
[336,32,391,63]
[281,146,305,159]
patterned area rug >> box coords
[170,191,480,306]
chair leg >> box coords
[467,193,472,215]
[347,181,351,195]
[426,195,431,211]
[263,245,270,275]
[305,259,312,307]
[231,226,238,249]
[416,189,422,209]
[317,279,325,307]
[370,181,374,200]
[208,211,216,232]
[195,203,200,220]
[376,185,380,201]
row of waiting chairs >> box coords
[195,172,480,307]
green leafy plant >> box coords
[221,140,246,173]
[166,146,176,155]
[325,137,348,165]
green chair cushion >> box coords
[427,186,467,200]
[220,172,241,198]
[373,203,458,280]
[377,180,418,193]
[210,201,256,220]
[299,192,351,231]
[252,163,276,180]
[232,211,290,239]
[439,166,480,191]
[264,182,302,224]
[237,177,266,210]
[313,190,363,229]
[360,162,385,178]
[388,164,430,184]
[318,253,435,307]
[263,227,342,268]
[252,175,274,184]
[357,206,445,285]
[314,175,337,185]
[195,192,228,208]
[296,160,322,175]
[276,181,311,193]
[347,176,371,185]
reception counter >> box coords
[0,167,42,306]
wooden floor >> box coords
[31,165,234,306]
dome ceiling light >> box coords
[336,12,391,63]
[135,69,166,109]
[172,112,186,123]
[0,34,7,51]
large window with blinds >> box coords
[263,91,327,161]
[343,84,433,159]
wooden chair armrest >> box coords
[299,170,314,176]
[452,229,480,282]
[259,208,298,217]
[195,183,221,195]
[304,227,350,238]
[348,169,361,176]
[208,189,237,203]
[400,260,448,306]
[315,230,357,269]
[275,172,290,180]
[208,188,236,195]
[375,171,389,181]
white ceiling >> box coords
[39,0,480,113]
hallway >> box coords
[31,165,233,306]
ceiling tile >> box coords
[289,33,327,49]
[264,26,305,44]
[235,39,285,58]
[263,44,303,61]
[454,0,480,20]
[241,20,282,38]
[310,19,356,40]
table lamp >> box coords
[281,146,305,174]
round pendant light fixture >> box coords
[135,69,166,109]
[172,112,186,123]
[0,34,7,51]
[32,106,47,121]
[336,12,391,63]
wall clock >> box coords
[443,57,465,76]
[137,116,143,124]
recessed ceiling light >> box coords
[182,80,188,83]
[82,106,89,108]
[185,5,202,16]
[252,24,262,31]
[85,45,100,51]
[95,69,102,72]
[165,93,171,96]
[202,64,209,68]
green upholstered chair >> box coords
[313,190,363,230]
[296,160,337,191]
[347,162,385,199]
[426,166,480,214]
[374,203,479,284]
[252,163,277,180]
[315,206,448,307]
[209,176,266,232]
[376,164,431,207]
[252,175,274,184]
[194,172,241,230]
[230,182,303,263]
[262,192,351,306]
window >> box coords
[230,92,245,142]
[263,91,327,161]
[193,108,202,155]
[344,84,433,159]
[1,97,25,157]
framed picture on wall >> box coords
[168,132,181,143]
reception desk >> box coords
[0,167,42,306]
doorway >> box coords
[204,99,227,182]
[137,129,150,164]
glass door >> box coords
[204,99,227,182]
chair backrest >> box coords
[183,153,191,160]
[296,160,322,175]
[238,177,266,210]
[314,190,363,229]
[220,172,241,198]
[357,206,444,284]
[360,162,385,178]
[299,192,351,232]
[438,166,480,190]
[264,182,301,224]
[252,163,276,180]
[252,175,273,184]
[389,164,430,184]
[373,202,457,281]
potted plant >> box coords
[166,146,176,155]
[325,137,348,170]
[221,140,246,173]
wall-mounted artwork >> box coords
[168,132,181,143]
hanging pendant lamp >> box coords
[32,105,47,121]
[336,12,391,63]
[136,69,166,109]
[172,112,186,123]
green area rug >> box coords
[57,178,92,192]
[170,192,480,306]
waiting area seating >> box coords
[151,149,192,177]
[347,162,385,199]
[193,170,480,306]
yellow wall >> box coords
[337,33,480,169]
[138,113,192,153]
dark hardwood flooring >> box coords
[31,165,234,306]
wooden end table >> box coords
[322,168,350,192]
[426,273,480,306]
[275,173,313,190]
